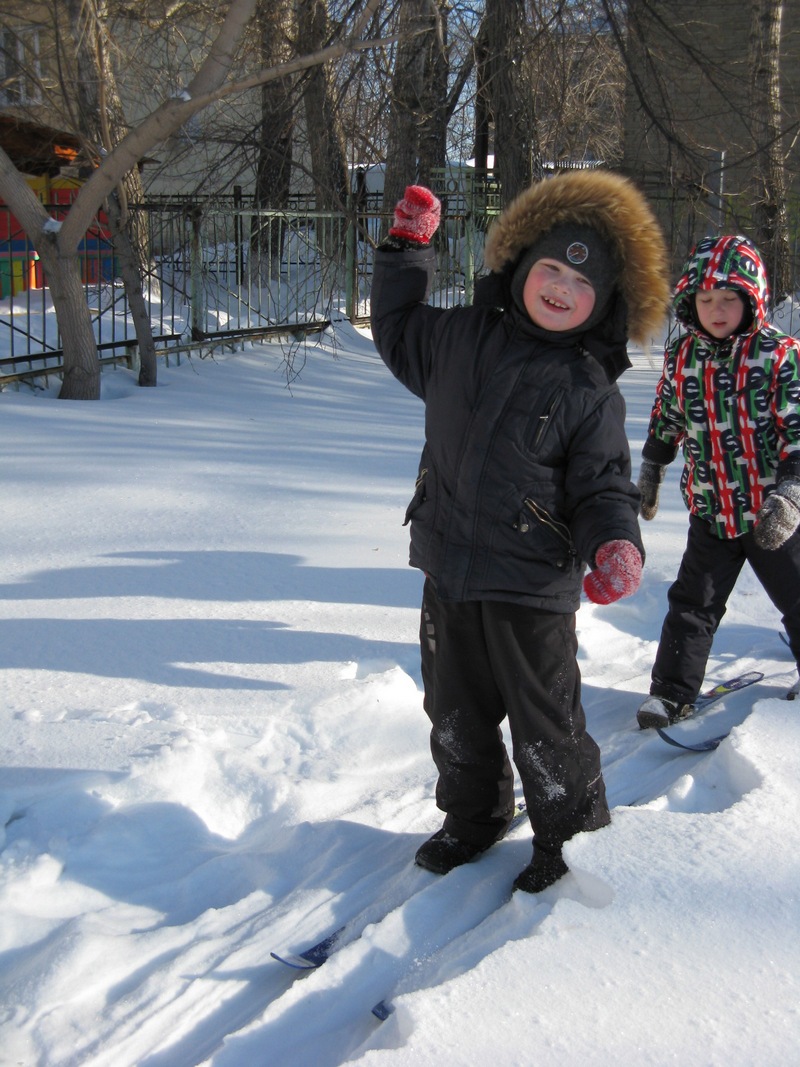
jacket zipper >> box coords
[532,391,565,450]
[521,497,574,549]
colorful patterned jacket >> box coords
[642,235,800,538]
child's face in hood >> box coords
[521,258,596,332]
[674,235,767,335]
[695,288,746,339]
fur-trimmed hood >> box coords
[484,170,670,344]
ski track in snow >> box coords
[1,330,799,1065]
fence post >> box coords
[234,185,245,286]
[464,212,475,305]
[190,207,205,340]
[345,215,356,321]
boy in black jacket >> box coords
[371,171,669,892]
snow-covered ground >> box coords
[1,323,798,1066]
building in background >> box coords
[621,0,800,283]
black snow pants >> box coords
[419,578,610,851]
[650,513,800,704]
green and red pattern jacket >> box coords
[643,235,800,539]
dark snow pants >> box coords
[651,512,800,704]
[418,578,610,850]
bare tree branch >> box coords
[60,0,387,246]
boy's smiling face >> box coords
[695,288,746,339]
[522,258,596,331]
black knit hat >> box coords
[511,222,621,329]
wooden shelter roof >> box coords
[0,115,84,177]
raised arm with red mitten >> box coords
[388,185,441,245]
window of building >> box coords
[0,26,42,106]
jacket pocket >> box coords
[528,389,566,452]
[516,497,578,572]
[403,467,428,526]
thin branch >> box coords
[59,0,388,248]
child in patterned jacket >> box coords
[636,234,800,729]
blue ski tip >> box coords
[271,926,346,970]
[372,999,394,1021]
[656,727,727,752]
[270,950,321,970]
[694,670,764,710]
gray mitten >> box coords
[754,477,800,550]
[637,460,666,521]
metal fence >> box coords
[4,186,800,388]
[0,188,497,387]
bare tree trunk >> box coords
[481,0,543,204]
[252,0,295,270]
[65,0,159,388]
[382,0,438,224]
[297,0,348,211]
[41,239,106,398]
[750,0,790,302]
[473,21,491,173]
[415,0,449,186]
[105,192,160,385]
[297,0,349,296]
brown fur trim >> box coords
[484,170,670,343]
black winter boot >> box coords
[414,829,492,875]
[513,846,569,894]
[636,694,695,730]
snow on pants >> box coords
[418,578,610,850]
[651,512,800,704]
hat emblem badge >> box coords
[566,241,589,265]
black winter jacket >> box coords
[371,244,644,612]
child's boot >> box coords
[414,829,492,874]
[637,694,695,729]
[513,843,569,893]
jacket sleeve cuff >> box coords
[777,454,800,482]
[642,436,678,466]
[378,235,428,252]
